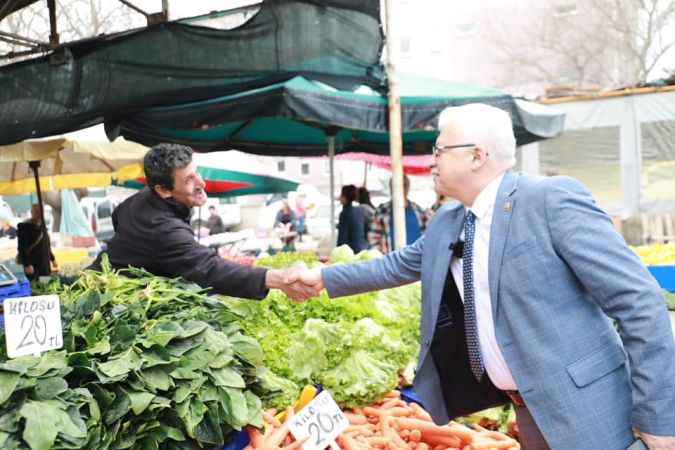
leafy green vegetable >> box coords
[227,246,421,408]
[1,257,266,449]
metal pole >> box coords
[162,0,169,20]
[384,0,406,250]
[328,135,336,246]
[47,0,59,47]
[29,161,49,238]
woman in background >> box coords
[337,185,368,253]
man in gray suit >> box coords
[289,104,675,449]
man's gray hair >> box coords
[437,103,516,168]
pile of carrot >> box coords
[245,390,519,450]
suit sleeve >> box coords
[545,177,675,435]
[158,224,269,299]
[323,234,424,298]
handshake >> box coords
[265,264,324,301]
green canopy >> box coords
[0,0,383,145]
[107,75,565,155]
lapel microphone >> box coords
[449,241,464,258]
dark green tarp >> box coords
[0,0,383,145]
[108,75,565,156]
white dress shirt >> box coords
[450,173,518,390]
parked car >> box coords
[80,197,118,242]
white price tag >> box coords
[289,390,349,450]
[4,295,63,358]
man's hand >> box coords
[265,266,322,302]
[284,267,324,292]
[635,429,675,450]
[24,265,34,276]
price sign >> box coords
[4,295,63,358]
[288,390,349,450]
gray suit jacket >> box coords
[322,171,675,450]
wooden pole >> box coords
[384,0,406,250]
[328,134,336,246]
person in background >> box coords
[0,217,17,239]
[429,192,451,216]
[205,205,226,235]
[17,204,57,280]
[369,174,429,253]
[274,200,297,251]
[295,192,309,242]
[357,186,376,246]
[337,184,368,253]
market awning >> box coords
[0,137,146,195]
[107,74,566,156]
[0,0,384,145]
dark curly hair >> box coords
[143,143,193,191]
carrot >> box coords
[345,424,375,435]
[365,436,391,446]
[381,398,404,409]
[410,403,433,422]
[382,416,408,449]
[263,411,282,427]
[420,435,462,448]
[247,426,265,448]
[395,417,454,434]
[264,407,294,447]
[471,439,519,449]
[340,433,362,450]
[282,437,308,450]
[364,406,386,417]
[345,412,369,425]
[283,434,293,447]
[445,423,475,443]
[385,407,412,417]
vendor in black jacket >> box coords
[91,143,316,301]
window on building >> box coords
[554,3,577,16]
[277,160,285,172]
[301,163,310,175]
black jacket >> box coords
[17,220,55,280]
[91,188,268,299]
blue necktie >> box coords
[463,211,485,381]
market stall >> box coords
[0,248,519,449]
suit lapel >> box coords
[488,171,519,322]
[427,207,464,339]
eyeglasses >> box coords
[433,143,476,158]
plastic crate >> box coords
[0,278,31,330]
[0,279,31,303]
[648,265,675,292]
[221,430,250,450]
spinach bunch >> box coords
[1,260,267,450]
